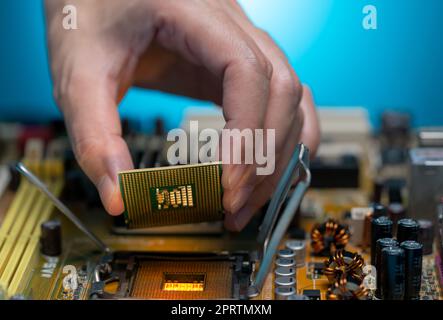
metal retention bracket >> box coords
[248,144,311,297]
[16,162,111,253]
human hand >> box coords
[45,0,320,230]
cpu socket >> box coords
[89,251,253,300]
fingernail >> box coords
[97,175,124,215]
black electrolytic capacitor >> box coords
[375,238,398,298]
[381,246,405,300]
[397,218,419,243]
[372,180,384,204]
[371,216,393,264]
[400,241,423,300]
[388,185,403,204]
[40,220,62,256]
[418,219,434,255]
[373,203,387,219]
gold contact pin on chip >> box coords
[181,186,187,207]
[155,188,163,210]
[170,191,177,207]
[187,185,193,207]
[175,189,182,206]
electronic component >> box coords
[40,220,62,257]
[118,162,223,228]
[381,111,411,147]
[4,117,443,302]
[375,238,398,298]
[388,183,404,204]
[311,219,350,256]
[91,252,251,300]
[381,246,405,300]
[288,294,310,300]
[400,241,423,300]
[162,273,205,292]
[285,240,306,267]
[275,286,296,300]
[326,281,369,300]
[347,207,372,246]
[274,267,295,277]
[417,127,443,147]
[362,204,387,249]
[371,179,384,204]
[373,203,388,218]
[310,154,360,189]
[397,219,419,244]
[318,107,371,143]
[275,258,295,268]
[323,250,365,285]
[380,111,410,165]
[0,156,65,299]
[315,107,371,197]
[382,147,408,165]
[371,216,393,264]
[303,289,321,300]
[408,148,443,224]
[306,262,323,279]
[312,262,325,275]
[274,276,296,287]
[4,140,314,301]
[417,219,434,255]
[277,249,295,259]
[132,261,225,299]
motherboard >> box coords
[0,108,442,301]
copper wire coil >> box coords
[310,219,350,255]
[323,250,365,285]
[326,278,369,300]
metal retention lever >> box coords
[16,162,111,253]
[249,143,311,297]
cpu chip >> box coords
[118,162,223,228]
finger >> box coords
[224,111,303,231]
[299,86,321,157]
[153,2,273,212]
[54,58,134,215]
[225,85,319,231]
[219,22,303,215]
[220,2,303,155]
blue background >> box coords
[1,0,442,131]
